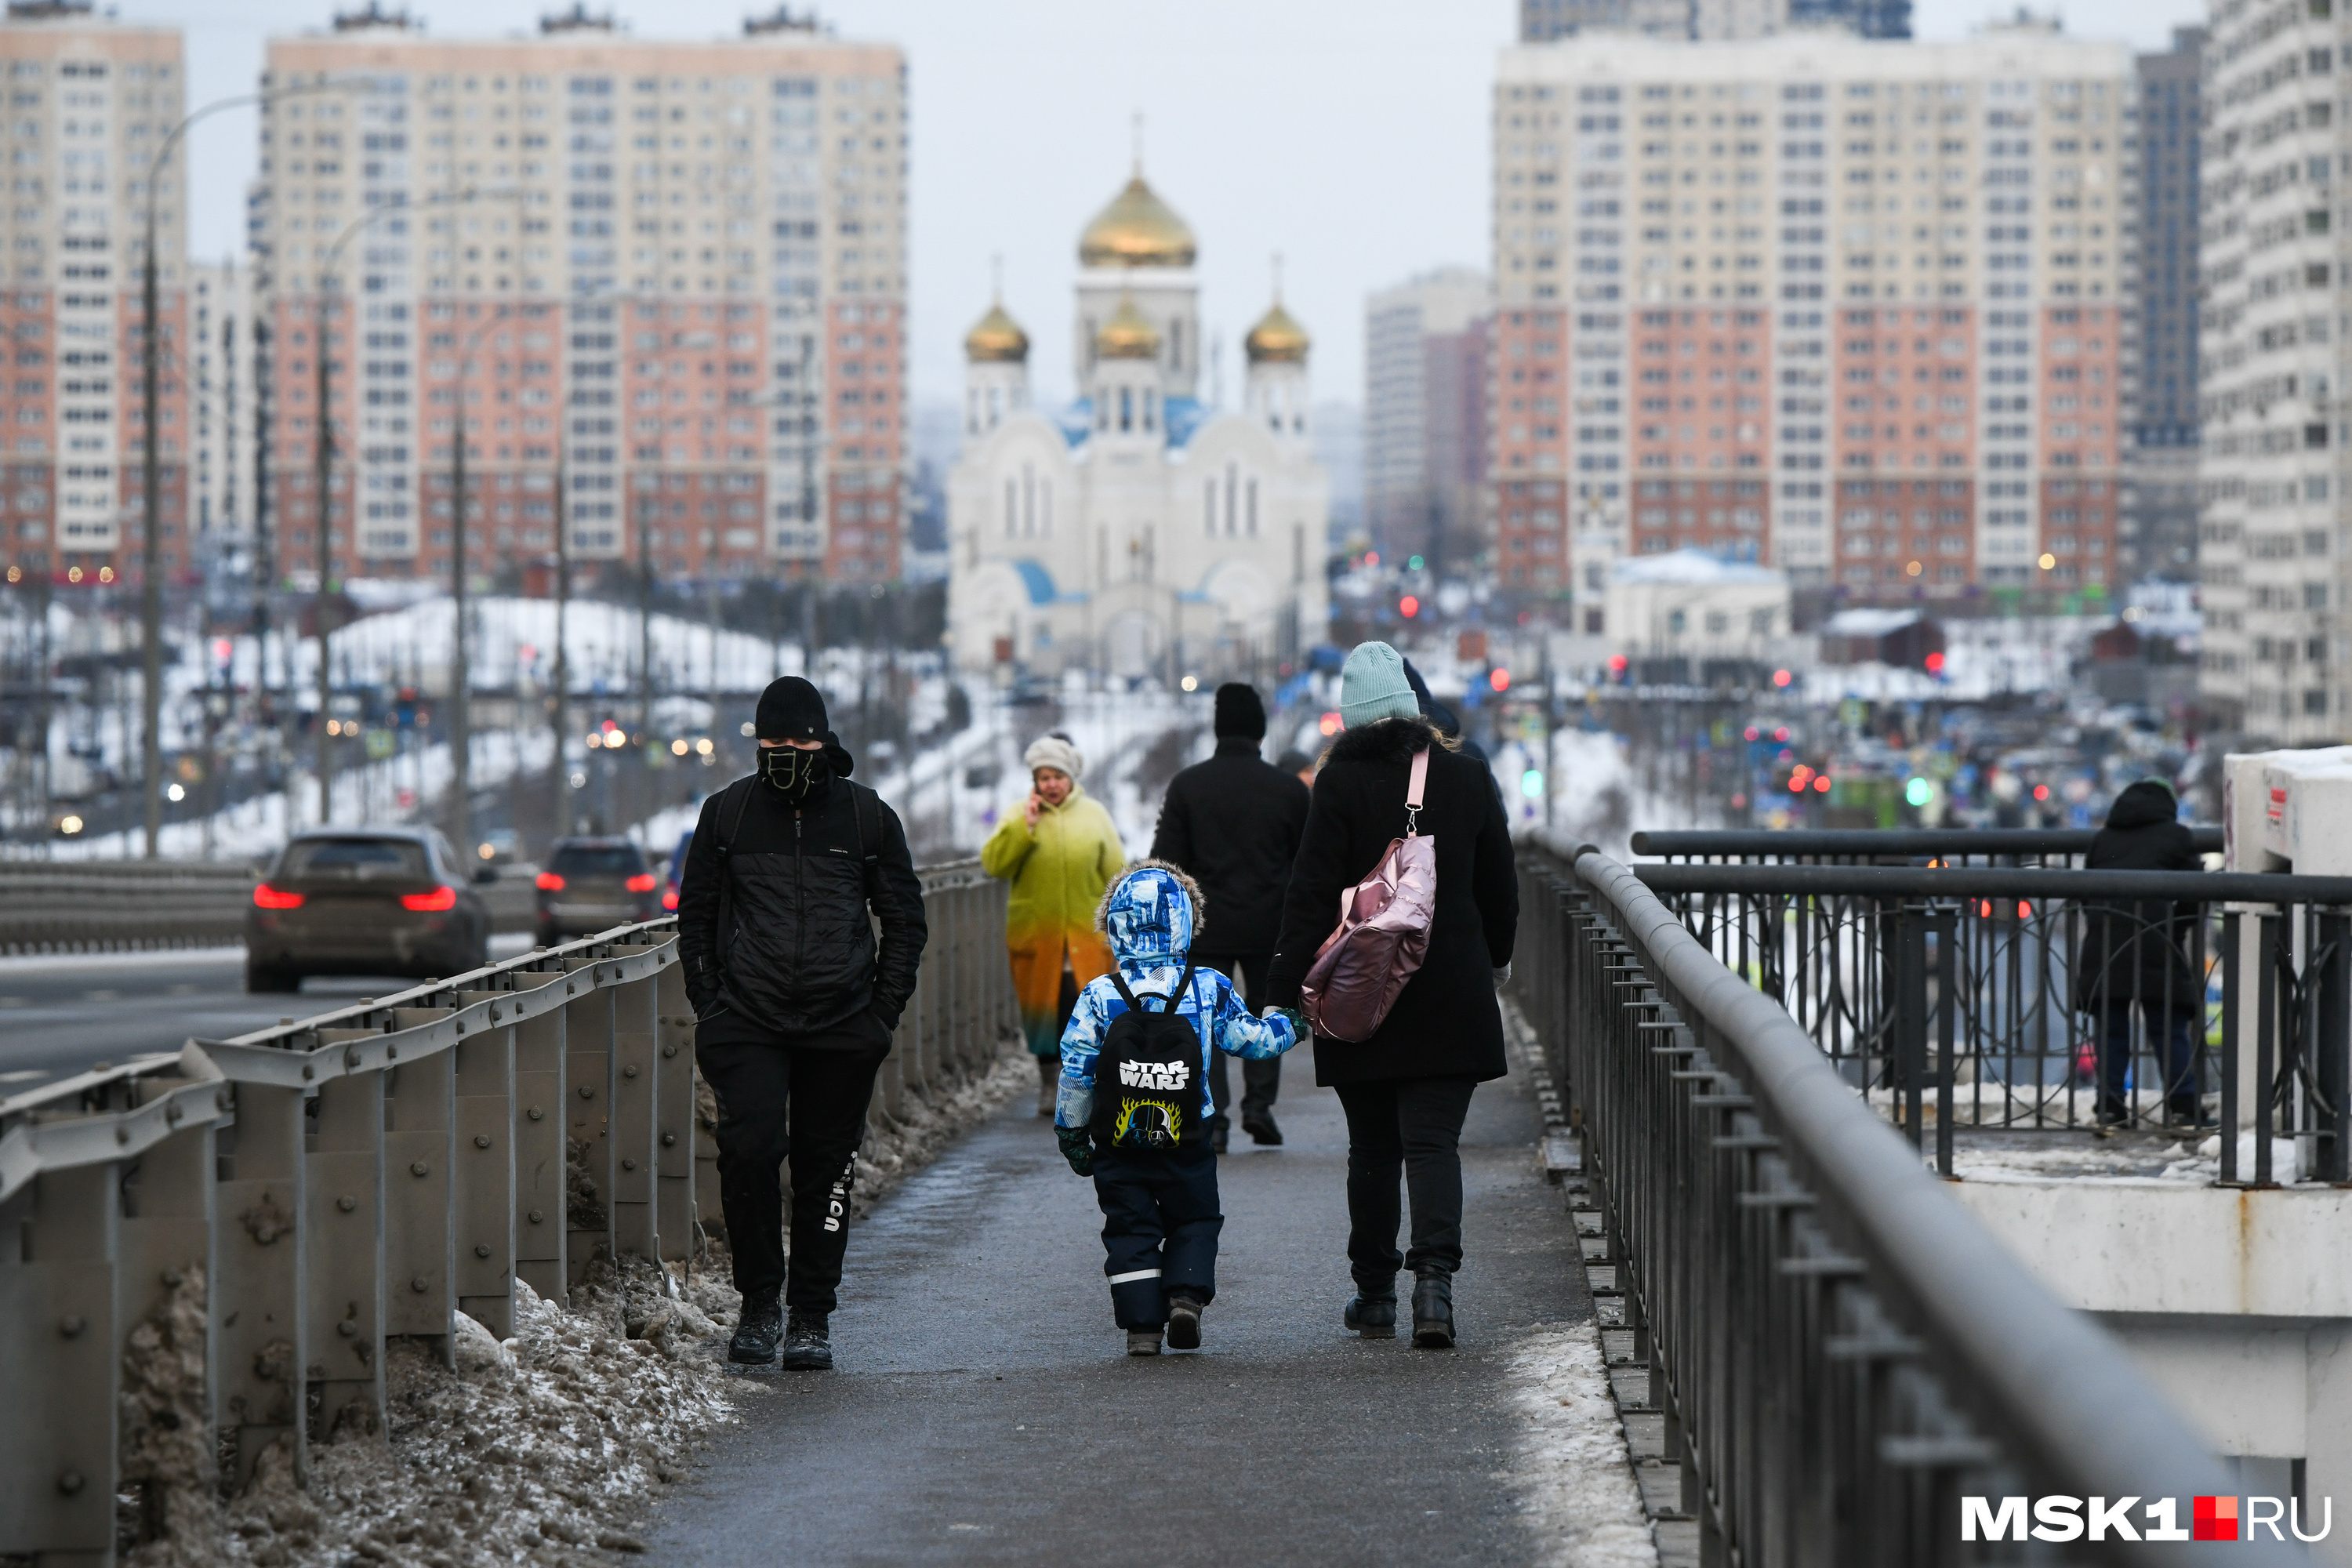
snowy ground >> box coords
[1502,1327,1664,1568]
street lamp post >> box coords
[141,82,359,856]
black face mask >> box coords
[759,744,829,801]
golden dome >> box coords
[1096,296,1163,360]
[1079,172,1197,269]
[1246,301,1310,364]
[964,301,1029,363]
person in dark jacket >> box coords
[2078,778,2206,1127]
[677,675,928,1371]
[1149,682,1312,1150]
[1265,641,1518,1350]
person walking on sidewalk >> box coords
[1149,682,1311,1151]
[1051,861,1303,1356]
[1265,641,1518,1351]
[982,733,1127,1116]
[677,677,928,1372]
[2078,777,2208,1128]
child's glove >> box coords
[1264,1004,1311,1042]
[1054,1123,1094,1177]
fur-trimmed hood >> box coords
[1327,713,1453,768]
[1093,858,1207,967]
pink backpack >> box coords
[1299,748,1436,1043]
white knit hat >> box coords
[1024,733,1084,783]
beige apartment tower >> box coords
[255,6,906,589]
[0,0,190,584]
[1490,27,2136,615]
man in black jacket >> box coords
[677,676,927,1370]
[2080,778,2206,1127]
[1149,683,1311,1149]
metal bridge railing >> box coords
[1518,837,2296,1567]
[1629,858,2352,1181]
[1633,826,2225,870]
[0,859,1014,1565]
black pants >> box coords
[1093,1142,1222,1329]
[1200,954,1281,1124]
[695,1036,887,1312]
[1331,1076,1479,1282]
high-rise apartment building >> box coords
[0,0,189,582]
[188,260,256,551]
[1519,0,1905,45]
[254,5,906,590]
[1364,267,1490,575]
[1491,27,2135,621]
[2197,0,2343,741]
[2126,26,2200,583]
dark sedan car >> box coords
[535,837,660,946]
[246,828,495,993]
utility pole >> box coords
[551,444,571,837]
[312,288,336,827]
[139,201,165,857]
[448,350,471,853]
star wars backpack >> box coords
[1089,961,1203,1152]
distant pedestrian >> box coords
[982,733,1127,1115]
[1276,748,1317,790]
[1266,641,1518,1350]
[678,677,928,1372]
[1051,862,1303,1356]
[1150,682,1311,1149]
[2078,778,2207,1127]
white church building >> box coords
[946,168,1330,680]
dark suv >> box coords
[535,837,660,946]
[246,828,494,993]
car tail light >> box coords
[535,871,565,892]
[401,885,459,912]
[252,884,304,910]
[626,873,658,894]
[662,888,679,912]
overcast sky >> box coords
[162,0,2205,412]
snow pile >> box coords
[1501,1325,1662,1568]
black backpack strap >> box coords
[1108,968,1141,1012]
[1158,960,1196,1014]
[851,781,881,895]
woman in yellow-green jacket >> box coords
[981,732,1127,1115]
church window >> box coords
[1003,478,1015,538]
[1203,480,1216,536]
[1040,480,1052,536]
[1119,387,1133,433]
[966,387,978,435]
[1021,463,1035,537]
[1144,389,1157,432]
[1247,478,1259,538]
[987,383,1002,427]
[1170,319,1181,371]
[1224,463,1238,538]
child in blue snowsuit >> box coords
[1054,861,1305,1356]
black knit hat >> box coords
[1213,682,1266,740]
[755,676,828,742]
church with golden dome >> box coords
[946,165,1330,680]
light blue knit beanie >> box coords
[1338,641,1421,728]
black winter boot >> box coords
[1166,1294,1205,1351]
[1411,1268,1455,1349]
[1344,1279,1398,1340]
[780,1308,833,1370]
[728,1297,783,1366]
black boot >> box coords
[728,1296,783,1366]
[780,1308,833,1370]
[1166,1294,1205,1351]
[1411,1268,1455,1349]
[1344,1279,1397,1339]
[1241,1110,1283,1146]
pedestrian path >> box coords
[644,1044,1651,1566]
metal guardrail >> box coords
[1517,837,2296,1566]
[1633,826,2225,867]
[1634,861,2352,1179]
[0,858,1014,1564]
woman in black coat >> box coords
[1265,645,1518,1349]
[2077,778,2206,1126]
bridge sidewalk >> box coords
[643,1040,1659,1567]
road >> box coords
[644,1040,1606,1567]
[0,935,536,1098]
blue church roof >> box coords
[1012,559,1061,605]
[1054,401,1093,448]
[1049,394,1211,452]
